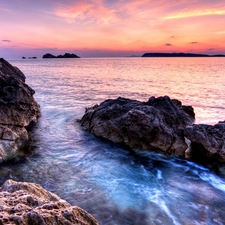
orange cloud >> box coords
[164,9,225,19]
[216,30,225,34]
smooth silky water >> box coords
[1,57,225,224]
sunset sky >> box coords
[1,0,225,58]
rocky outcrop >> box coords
[80,95,225,165]
[184,121,225,163]
[0,179,99,225]
[42,53,80,58]
[0,58,40,162]
[80,96,195,157]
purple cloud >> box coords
[2,40,11,42]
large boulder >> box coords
[0,179,99,225]
[80,96,195,157]
[0,58,40,162]
[184,121,225,163]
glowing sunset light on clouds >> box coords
[0,0,225,58]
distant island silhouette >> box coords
[22,57,37,59]
[42,53,80,58]
[142,52,225,57]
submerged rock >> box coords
[0,179,99,225]
[184,121,225,163]
[80,96,195,157]
[0,58,40,162]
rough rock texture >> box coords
[80,96,195,157]
[0,58,40,162]
[0,179,99,225]
[184,121,225,163]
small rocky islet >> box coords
[42,53,80,58]
[1,58,225,223]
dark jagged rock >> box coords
[184,121,225,163]
[42,53,80,58]
[0,179,99,225]
[80,96,195,157]
[0,58,40,162]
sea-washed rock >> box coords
[0,179,99,225]
[0,58,40,162]
[184,121,225,163]
[80,96,195,157]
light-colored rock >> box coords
[0,179,99,225]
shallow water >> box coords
[1,57,225,224]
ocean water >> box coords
[1,57,225,224]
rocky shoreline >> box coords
[0,58,40,162]
[80,96,225,171]
[0,58,99,225]
[3,57,224,168]
[80,96,195,158]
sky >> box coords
[1,0,225,58]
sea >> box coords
[1,57,225,225]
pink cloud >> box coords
[0,7,11,12]
[53,1,120,25]
[1,0,225,57]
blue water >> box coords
[1,57,225,224]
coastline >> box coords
[142,52,225,57]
